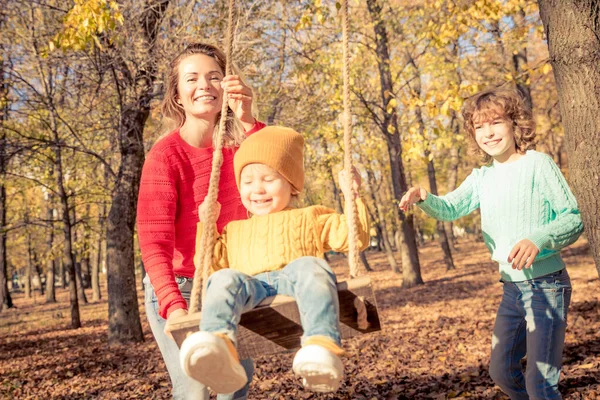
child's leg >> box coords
[181,269,269,395]
[489,281,528,400]
[276,256,344,392]
[200,268,269,339]
[523,269,571,400]
[277,256,342,346]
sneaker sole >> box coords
[292,345,343,393]
[293,361,343,392]
[180,331,247,394]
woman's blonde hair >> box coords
[461,88,536,164]
[160,42,246,147]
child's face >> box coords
[239,164,295,216]
[473,111,517,162]
[176,54,224,121]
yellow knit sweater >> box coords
[195,199,370,276]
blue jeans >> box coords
[143,275,254,400]
[201,256,342,346]
[489,269,571,400]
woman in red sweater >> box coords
[137,43,264,400]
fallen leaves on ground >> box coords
[1,239,598,399]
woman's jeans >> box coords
[489,269,571,400]
[143,275,254,400]
[201,256,342,347]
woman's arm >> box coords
[137,151,186,319]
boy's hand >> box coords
[508,239,539,270]
[339,167,362,199]
[198,201,222,223]
[164,308,187,340]
[399,187,427,212]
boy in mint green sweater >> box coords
[400,88,583,400]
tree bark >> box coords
[0,47,12,311]
[537,0,600,274]
[426,158,456,270]
[267,26,287,125]
[71,207,88,304]
[107,0,170,343]
[364,167,400,273]
[54,138,81,328]
[45,190,56,303]
[512,7,533,110]
[92,201,106,302]
[25,248,31,299]
[359,252,373,272]
[366,0,422,287]
[408,56,455,270]
[58,257,65,288]
[444,42,462,251]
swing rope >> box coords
[341,0,361,280]
[189,0,236,314]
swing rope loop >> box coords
[189,0,237,314]
[341,0,361,279]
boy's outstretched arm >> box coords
[400,169,481,222]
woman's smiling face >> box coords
[176,53,224,121]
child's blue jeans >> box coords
[143,275,254,400]
[489,269,571,400]
[201,256,342,347]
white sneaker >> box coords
[292,345,344,392]
[179,331,247,394]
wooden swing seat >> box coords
[170,275,381,359]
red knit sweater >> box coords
[137,122,265,318]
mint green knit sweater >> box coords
[418,150,583,282]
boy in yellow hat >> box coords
[179,126,369,394]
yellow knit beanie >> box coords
[234,126,305,192]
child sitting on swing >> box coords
[180,126,370,394]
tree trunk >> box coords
[45,193,56,303]
[107,0,170,343]
[92,202,106,302]
[366,0,422,287]
[445,42,461,251]
[512,7,533,110]
[537,0,600,274]
[74,262,88,304]
[359,252,373,272]
[0,37,13,312]
[32,251,44,297]
[25,252,31,299]
[267,26,286,125]
[58,257,65,288]
[365,167,400,273]
[444,140,459,250]
[408,55,455,271]
[107,105,146,343]
[55,146,81,328]
[427,158,456,270]
[71,207,88,304]
[81,204,92,289]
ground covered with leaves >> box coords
[1,239,599,399]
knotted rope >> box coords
[189,0,236,314]
[341,0,360,280]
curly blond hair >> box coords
[461,88,536,164]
